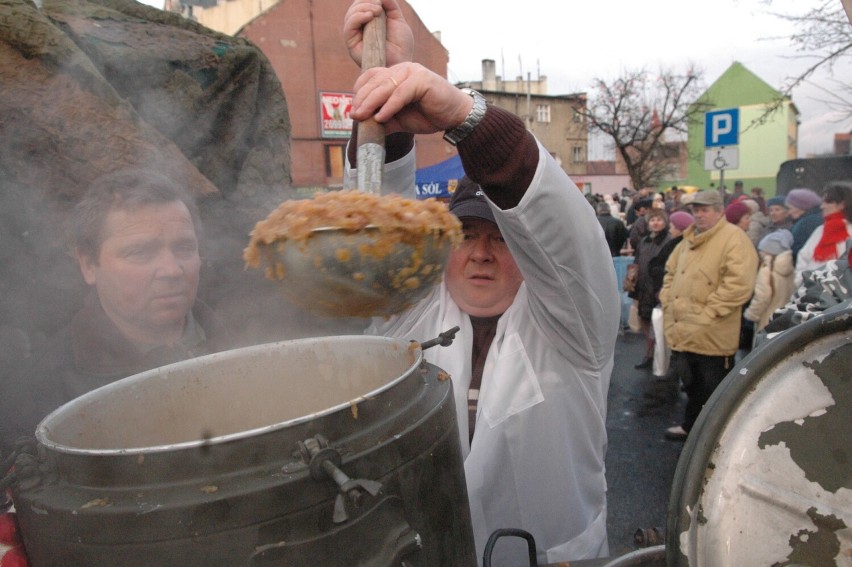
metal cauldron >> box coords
[666,306,851,566]
[11,334,477,566]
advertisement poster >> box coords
[320,91,353,138]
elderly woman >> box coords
[795,181,852,285]
[632,208,671,369]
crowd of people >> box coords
[593,179,852,442]
[1,0,850,565]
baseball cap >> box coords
[690,190,723,207]
[448,176,496,223]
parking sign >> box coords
[705,109,739,147]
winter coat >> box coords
[365,143,619,565]
[0,292,231,453]
[746,211,771,247]
[745,250,796,331]
[795,220,852,286]
[633,231,671,320]
[790,207,824,261]
[597,213,628,256]
[660,218,759,356]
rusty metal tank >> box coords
[666,306,851,566]
[11,334,477,566]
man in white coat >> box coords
[344,2,620,564]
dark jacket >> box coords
[0,292,231,454]
[633,231,671,320]
[790,207,824,261]
[597,213,629,256]
[649,235,684,298]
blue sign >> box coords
[705,108,739,147]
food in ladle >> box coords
[243,190,462,316]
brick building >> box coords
[235,0,451,192]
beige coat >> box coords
[745,250,796,332]
[660,219,759,356]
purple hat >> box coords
[669,211,694,231]
[448,176,495,223]
[785,188,822,211]
[725,201,750,225]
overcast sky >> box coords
[136,0,851,157]
[406,0,852,158]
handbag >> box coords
[622,263,639,294]
[652,306,670,376]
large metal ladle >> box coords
[247,12,457,318]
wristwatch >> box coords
[443,88,487,146]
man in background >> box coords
[597,201,629,256]
[660,190,758,441]
[1,169,230,455]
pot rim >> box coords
[35,335,423,457]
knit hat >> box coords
[767,196,787,209]
[740,199,760,214]
[758,229,793,256]
[449,176,495,223]
[725,201,751,225]
[669,211,694,231]
[785,188,822,211]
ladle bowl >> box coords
[254,225,454,317]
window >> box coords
[573,109,583,123]
[325,144,346,179]
[536,104,551,123]
[572,146,583,163]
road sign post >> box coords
[705,109,740,193]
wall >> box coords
[686,62,798,197]
[237,0,451,189]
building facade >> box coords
[686,61,799,196]
[459,60,588,179]
[231,0,451,192]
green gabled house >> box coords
[686,62,799,196]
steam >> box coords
[0,0,367,451]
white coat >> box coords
[359,142,620,566]
[795,220,852,286]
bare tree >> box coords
[761,0,852,121]
[580,66,709,191]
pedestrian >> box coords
[764,195,794,235]
[627,197,653,250]
[750,186,767,214]
[740,198,770,246]
[648,211,693,376]
[344,1,619,564]
[727,179,745,205]
[597,201,629,257]
[745,229,795,335]
[659,190,758,441]
[0,168,231,455]
[632,209,671,369]
[794,181,852,285]
[785,188,824,261]
[725,200,752,232]
[764,240,852,336]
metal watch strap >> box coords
[443,88,487,146]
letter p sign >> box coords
[705,109,739,147]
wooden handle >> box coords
[356,11,386,193]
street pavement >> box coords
[604,329,687,558]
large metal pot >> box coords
[12,334,477,566]
[666,306,851,566]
